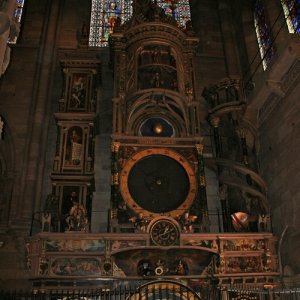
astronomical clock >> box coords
[25,2,279,296]
[109,1,208,240]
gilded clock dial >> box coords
[150,219,180,246]
[128,154,189,213]
[119,148,197,218]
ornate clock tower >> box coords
[109,1,208,238]
[25,1,279,296]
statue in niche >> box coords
[41,212,51,232]
[70,75,86,109]
[258,214,271,232]
[151,72,164,88]
[65,199,89,232]
[65,127,83,166]
[185,20,194,35]
[171,78,178,91]
[81,22,89,38]
[175,259,187,275]
[137,259,154,277]
[152,47,161,63]
[169,53,176,67]
[185,84,193,102]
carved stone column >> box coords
[217,0,241,76]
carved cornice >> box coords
[111,135,203,148]
[54,112,97,121]
[111,22,199,51]
[58,49,102,69]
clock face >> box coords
[149,218,180,246]
[128,154,189,213]
[120,148,197,217]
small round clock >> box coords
[149,217,180,246]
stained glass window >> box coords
[89,0,133,47]
[156,0,191,27]
[8,0,26,44]
[254,0,276,70]
[281,0,300,33]
[89,0,191,47]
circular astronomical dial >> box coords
[139,117,174,137]
[120,148,196,217]
[149,218,180,246]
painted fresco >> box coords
[222,239,266,251]
[51,257,101,276]
[111,239,146,251]
[45,239,105,252]
[224,256,262,273]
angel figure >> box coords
[179,212,197,232]
[129,212,148,232]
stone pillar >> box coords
[16,0,63,223]
[217,0,241,76]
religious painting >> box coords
[50,257,101,276]
[225,256,262,273]
[111,239,147,252]
[182,238,218,251]
[45,239,106,253]
[60,186,81,232]
[64,126,83,168]
[68,74,88,111]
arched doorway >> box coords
[129,280,202,300]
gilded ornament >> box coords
[199,175,206,187]
[111,142,120,152]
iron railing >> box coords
[1,286,300,300]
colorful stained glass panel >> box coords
[8,0,26,44]
[89,0,133,47]
[156,0,191,27]
[89,0,191,47]
[281,0,300,33]
[254,0,276,70]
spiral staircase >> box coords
[203,77,269,232]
